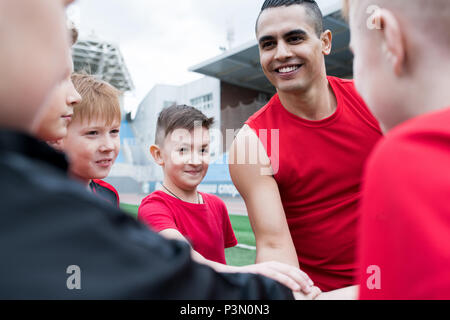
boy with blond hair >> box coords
[59,73,122,207]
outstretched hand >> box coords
[229,261,317,296]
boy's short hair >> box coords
[256,0,324,37]
[155,105,215,145]
[71,73,122,126]
[342,0,450,48]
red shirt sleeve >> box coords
[138,195,177,232]
[216,196,238,249]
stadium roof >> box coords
[72,37,134,92]
[189,4,352,94]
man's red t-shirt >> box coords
[359,107,450,300]
[138,191,237,264]
[245,76,383,291]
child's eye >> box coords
[201,148,208,154]
[86,131,98,136]
[179,148,187,153]
[110,129,120,135]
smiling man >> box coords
[229,0,382,293]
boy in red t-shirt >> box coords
[138,105,319,296]
[344,0,450,299]
[138,105,238,264]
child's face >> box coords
[62,117,121,183]
[0,0,71,132]
[36,57,81,141]
[160,127,211,191]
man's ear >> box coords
[378,9,406,76]
[150,144,164,166]
[321,30,333,56]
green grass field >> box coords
[120,203,256,266]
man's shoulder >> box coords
[327,75,360,98]
[327,75,355,88]
[328,76,382,132]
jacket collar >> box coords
[0,129,69,172]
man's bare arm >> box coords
[229,125,299,268]
[159,229,315,294]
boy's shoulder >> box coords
[140,190,170,206]
[201,192,227,211]
[366,108,450,188]
[140,191,227,212]
[200,192,221,202]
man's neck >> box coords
[277,77,337,121]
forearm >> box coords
[255,242,300,268]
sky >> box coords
[67,0,340,115]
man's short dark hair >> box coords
[256,0,324,37]
[155,104,215,145]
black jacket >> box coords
[0,130,293,300]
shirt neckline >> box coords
[154,190,207,207]
[274,76,343,128]
[0,129,68,171]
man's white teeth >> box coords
[278,65,299,73]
